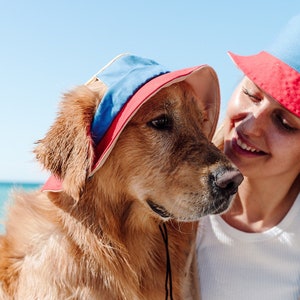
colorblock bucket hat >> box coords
[228,14,300,118]
[43,53,220,192]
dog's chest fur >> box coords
[0,190,197,299]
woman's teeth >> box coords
[237,138,260,153]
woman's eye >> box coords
[274,114,297,132]
[147,115,173,130]
[242,88,262,103]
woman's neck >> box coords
[222,176,300,233]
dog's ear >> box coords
[34,82,106,200]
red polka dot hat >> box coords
[228,14,300,118]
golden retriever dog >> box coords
[0,54,243,299]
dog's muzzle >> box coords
[209,167,243,210]
[211,168,243,196]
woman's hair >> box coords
[212,122,225,151]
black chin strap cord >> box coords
[159,223,173,300]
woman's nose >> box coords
[239,109,268,137]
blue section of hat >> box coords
[267,14,300,73]
[90,54,169,145]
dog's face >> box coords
[103,81,242,221]
[35,80,242,222]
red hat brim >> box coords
[228,51,300,118]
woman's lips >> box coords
[236,137,261,153]
[231,136,267,156]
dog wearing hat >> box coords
[0,54,242,299]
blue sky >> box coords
[0,1,299,183]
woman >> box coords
[196,15,300,299]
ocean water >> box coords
[0,182,42,233]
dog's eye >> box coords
[147,115,173,130]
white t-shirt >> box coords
[196,193,300,300]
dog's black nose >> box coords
[213,169,243,195]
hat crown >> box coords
[90,54,169,145]
[267,14,300,73]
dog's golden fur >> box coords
[0,79,238,299]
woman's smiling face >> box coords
[223,77,300,181]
